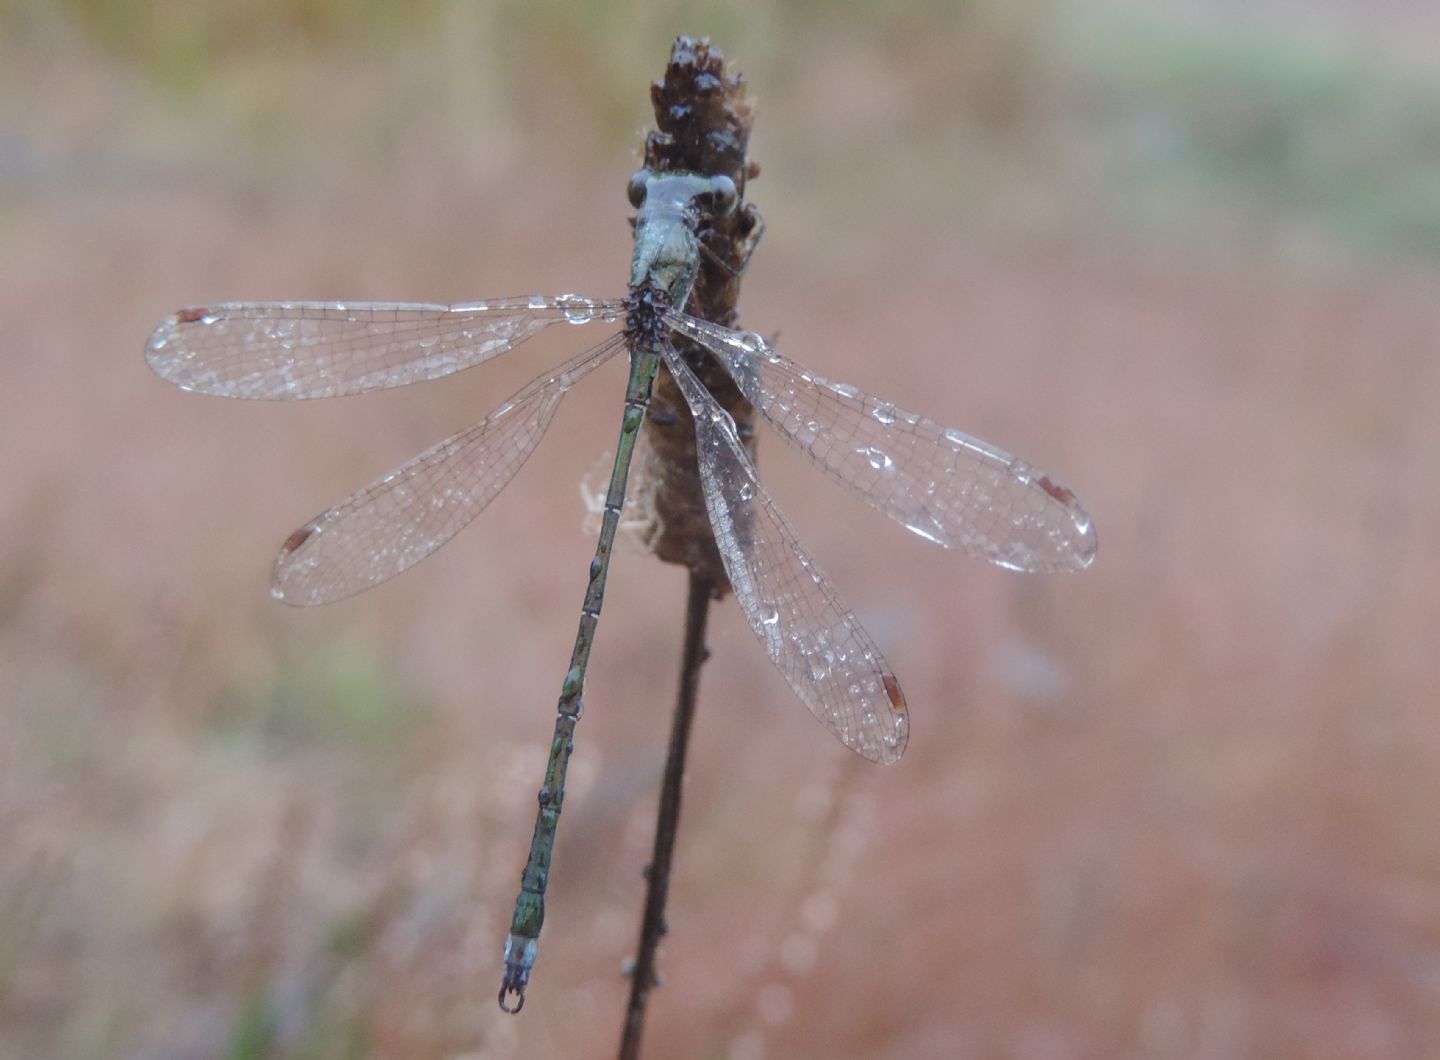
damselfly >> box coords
[145,168,1096,1013]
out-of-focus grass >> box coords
[29,0,1439,258]
[49,0,446,91]
[1063,4,1440,258]
[210,641,419,755]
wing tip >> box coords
[270,523,334,606]
[856,673,909,765]
[1069,503,1099,570]
[144,308,220,388]
[1067,516,1099,571]
[143,316,179,375]
[883,673,910,762]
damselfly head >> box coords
[627,168,739,219]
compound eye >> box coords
[627,169,650,208]
[708,175,737,216]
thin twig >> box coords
[616,571,714,1060]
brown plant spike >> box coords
[640,36,763,588]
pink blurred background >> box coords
[3,2,1440,1057]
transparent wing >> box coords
[666,312,1096,573]
[273,332,628,605]
[661,344,909,764]
[145,295,625,399]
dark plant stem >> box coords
[616,570,714,1060]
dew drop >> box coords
[559,295,595,324]
[857,446,893,471]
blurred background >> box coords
[3,1,1440,1057]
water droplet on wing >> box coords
[858,447,893,471]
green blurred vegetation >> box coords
[48,0,444,90]
[1065,6,1440,256]
[228,978,371,1060]
[44,0,987,92]
[17,0,1435,259]
[212,640,418,754]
